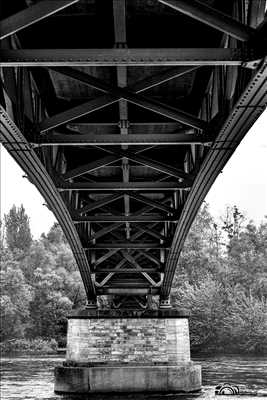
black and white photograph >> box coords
[0,1,267,399]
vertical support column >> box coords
[55,310,201,393]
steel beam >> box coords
[158,0,256,42]
[0,0,79,40]
[116,150,194,182]
[97,288,160,295]
[138,250,162,267]
[67,122,192,130]
[92,249,119,267]
[112,0,130,241]
[120,251,163,286]
[73,215,177,222]
[62,155,119,180]
[94,269,160,273]
[131,66,200,93]
[89,223,124,241]
[128,192,174,214]
[34,133,211,146]
[85,243,170,249]
[77,193,123,214]
[47,67,207,130]
[133,224,166,241]
[57,182,189,191]
[0,48,258,67]
[38,94,117,132]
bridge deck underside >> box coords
[1,0,266,306]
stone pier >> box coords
[54,309,201,393]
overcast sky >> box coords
[1,109,266,238]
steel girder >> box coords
[0,48,261,67]
[0,0,79,40]
[31,132,212,146]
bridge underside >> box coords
[1,0,267,310]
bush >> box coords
[0,338,58,355]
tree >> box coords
[28,268,72,339]
[226,218,267,295]
[223,291,267,353]
[4,205,32,252]
[173,203,222,287]
[221,205,245,253]
[46,222,67,245]
[172,275,228,350]
[0,252,32,341]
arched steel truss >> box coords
[1,0,266,307]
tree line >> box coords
[0,204,266,354]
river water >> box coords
[1,355,267,400]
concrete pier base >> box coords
[55,363,201,393]
[54,310,201,393]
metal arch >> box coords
[0,106,96,300]
[161,58,267,298]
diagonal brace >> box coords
[0,0,79,40]
[158,0,256,42]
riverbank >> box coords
[0,338,58,355]
[2,337,266,357]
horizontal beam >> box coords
[32,132,211,146]
[94,269,160,273]
[97,288,160,295]
[57,182,190,191]
[158,0,255,42]
[67,122,193,130]
[85,243,170,249]
[0,0,79,40]
[73,215,177,222]
[0,48,258,66]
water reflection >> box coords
[1,355,267,400]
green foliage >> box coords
[4,205,32,252]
